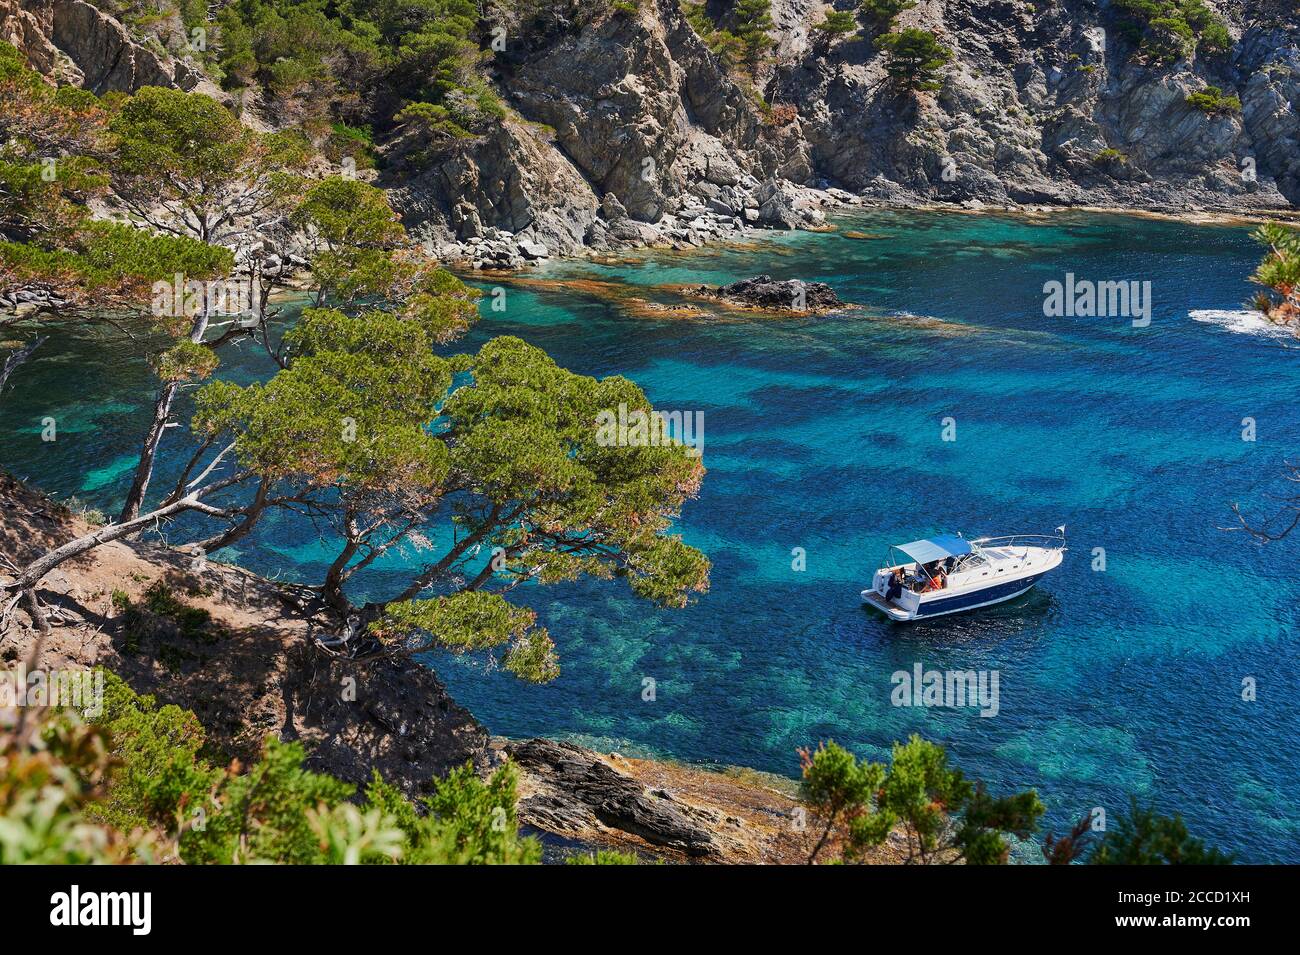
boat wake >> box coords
[1189,308,1293,339]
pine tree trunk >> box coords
[117,379,179,524]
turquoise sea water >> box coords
[4,211,1298,861]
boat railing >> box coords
[970,533,1067,553]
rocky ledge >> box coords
[695,274,847,313]
[497,737,910,863]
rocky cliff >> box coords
[393,0,1300,259]
[5,0,1299,255]
[1,0,219,94]
[777,0,1300,210]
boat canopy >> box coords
[894,535,973,565]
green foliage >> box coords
[798,740,886,863]
[0,221,230,313]
[291,176,406,302]
[1092,146,1129,167]
[197,306,453,488]
[878,28,953,92]
[859,0,915,31]
[0,41,110,244]
[194,321,708,678]
[799,735,1043,864]
[374,591,559,682]
[360,763,541,864]
[1185,85,1241,113]
[0,672,542,865]
[733,0,775,71]
[214,0,502,136]
[1249,223,1300,326]
[411,761,542,864]
[815,10,860,38]
[75,671,217,838]
[1112,0,1232,63]
[1200,21,1231,53]
[567,849,642,864]
[684,5,748,74]
[326,122,378,168]
[1090,800,1235,864]
[108,87,306,245]
[178,737,353,863]
[0,709,142,863]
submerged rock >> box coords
[697,274,846,312]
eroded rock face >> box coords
[505,738,721,857]
[4,0,210,93]
[6,0,1298,260]
[500,3,801,223]
[776,0,1300,210]
[389,122,599,257]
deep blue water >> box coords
[4,211,1298,861]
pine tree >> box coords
[732,0,774,72]
[815,10,860,40]
[878,28,953,92]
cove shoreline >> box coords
[0,472,911,864]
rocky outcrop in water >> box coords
[698,274,846,312]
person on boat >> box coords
[886,568,904,602]
[921,562,946,592]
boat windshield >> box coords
[950,552,987,572]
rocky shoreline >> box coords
[5,0,1300,281]
[0,473,877,863]
[425,186,1300,275]
[425,176,853,270]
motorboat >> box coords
[861,529,1065,622]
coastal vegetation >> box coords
[1250,223,1300,328]
[1111,0,1232,63]
[799,739,1231,866]
[0,675,1231,865]
[684,1,774,80]
[0,671,545,864]
[799,738,1044,864]
[859,0,917,33]
[2,2,1297,870]
[878,28,953,92]
[0,48,710,683]
[1185,85,1241,114]
[809,2,952,95]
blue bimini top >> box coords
[893,535,972,565]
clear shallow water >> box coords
[4,210,1298,861]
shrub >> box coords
[1186,85,1241,113]
[860,0,916,31]
[1113,0,1233,64]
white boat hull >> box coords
[862,543,1062,622]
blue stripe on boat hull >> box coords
[913,574,1043,618]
